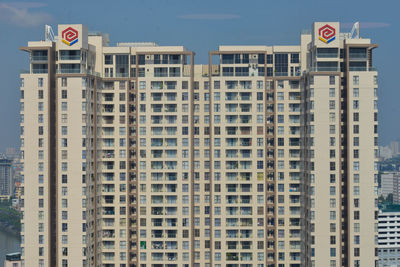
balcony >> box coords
[240,138,252,146]
[227,207,238,215]
[289,185,300,192]
[102,230,115,238]
[152,230,163,238]
[226,253,239,261]
[102,207,115,215]
[227,196,238,204]
[151,208,164,215]
[152,220,163,227]
[166,253,177,261]
[152,241,163,250]
[102,185,115,193]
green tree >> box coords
[387,193,394,203]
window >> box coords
[278,115,284,123]
[330,248,336,257]
[104,54,115,65]
[213,80,220,89]
[329,100,335,110]
[38,78,44,87]
[353,100,359,109]
[61,77,67,87]
[353,137,359,146]
[353,76,359,85]
[353,113,359,122]
[329,113,335,122]
[330,186,336,196]
[257,80,263,89]
[61,90,67,99]
[330,199,336,208]
[353,161,360,171]
[61,126,67,135]
[330,162,335,170]
[277,126,284,135]
[353,88,359,97]
[329,88,335,97]
[354,223,360,233]
[290,53,299,63]
[354,186,360,195]
[329,76,335,85]
[330,223,336,232]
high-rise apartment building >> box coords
[19,22,379,267]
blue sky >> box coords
[0,0,398,151]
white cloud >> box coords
[0,2,53,27]
[342,22,390,29]
[178,13,240,20]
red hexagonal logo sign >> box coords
[62,27,79,46]
[318,24,336,44]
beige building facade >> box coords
[19,22,378,267]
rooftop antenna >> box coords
[349,22,360,39]
[45,25,55,42]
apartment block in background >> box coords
[19,22,379,267]
[381,172,400,204]
[0,154,13,200]
[377,211,400,267]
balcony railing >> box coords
[56,69,101,76]
[349,66,377,72]
[32,69,48,74]
[309,67,339,72]
[349,53,367,59]
[31,56,48,61]
[60,55,81,60]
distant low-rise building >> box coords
[381,172,400,204]
[391,141,400,156]
[378,211,400,267]
[380,146,395,160]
